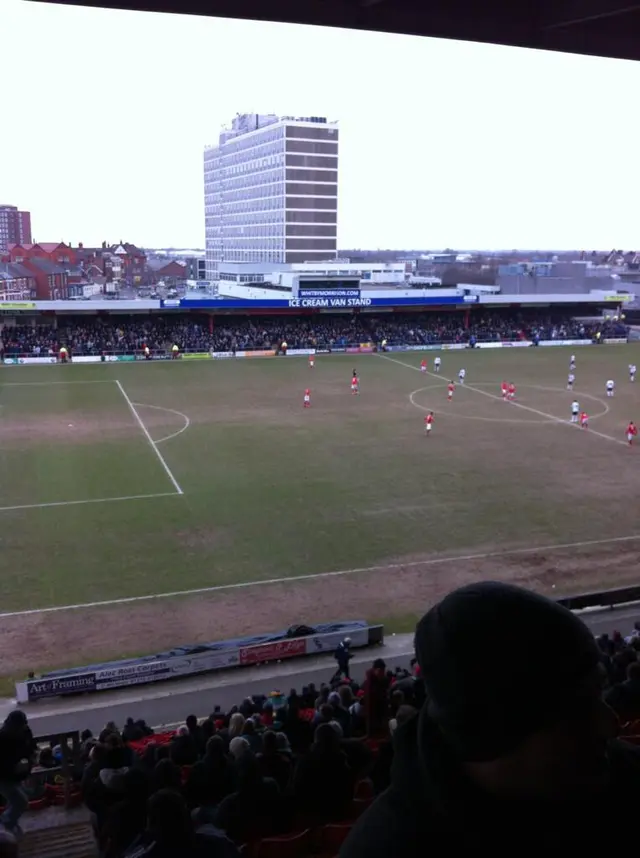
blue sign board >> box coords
[161,296,468,311]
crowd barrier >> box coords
[15,621,385,703]
[558,584,640,612]
[2,336,630,366]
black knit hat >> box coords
[414,581,600,762]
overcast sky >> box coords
[3,1,640,251]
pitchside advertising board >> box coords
[15,626,376,702]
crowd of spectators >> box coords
[0,311,629,357]
[0,656,422,856]
[370,312,629,346]
[3,586,640,856]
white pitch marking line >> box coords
[115,380,184,494]
[0,380,114,386]
[2,532,640,619]
[131,402,191,444]
[378,353,628,448]
[0,492,180,514]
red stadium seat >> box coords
[345,798,372,820]
[354,779,374,801]
[319,823,353,854]
[255,828,312,858]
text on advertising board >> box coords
[239,638,306,666]
[289,297,372,308]
[297,289,360,299]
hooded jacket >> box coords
[340,707,640,857]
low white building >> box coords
[214,261,440,298]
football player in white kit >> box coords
[629,364,636,382]
[458,368,466,385]
[606,379,615,397]
[567,372,575,391]
[570,400,580,423]
[570,355,576,371]
[434,356,441,373]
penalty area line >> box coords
[115,380,184,494]
[0,492,181,514]
[2,532,640,619]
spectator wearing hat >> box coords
[341,582,640,856]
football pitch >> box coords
[2,345,640,690]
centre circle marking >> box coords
[408,383,610,425]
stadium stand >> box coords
[0,311,628,357]
[3,588,640,856]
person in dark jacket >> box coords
[214,752,283,842]
[256,730,292,793]
[293,723,354,822]
[123,789,239,858]
[341,581,640,857]
[332,638,352,682]
[0,711,37,835]
[99,767,149,857]
[605,661,640,722]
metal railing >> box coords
[29,730,82,809]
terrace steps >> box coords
[19,807,97,858]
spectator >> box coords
[0,711,36,836]
[99,767,149,858]
[170,726,198,766]
[186,715,206,756]
[341,582,640,857]
[214,753,283,842]
[226,714,245,742]
[123,788,240,857]
[185,736,233,812]
[292,723,354,822]
[256,730,292,793]
[240,719,262,754]
[82,742,129,834]
[278,700,314,754]
[228,737,250,763]
[328,691,352,737]
[122,718,146,743]
[605,661,640,722]
[152,759,182,794]
[370,705,417,795]
[362,659,390,737]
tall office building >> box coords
[204,114,338,279]
[0,205,32,251]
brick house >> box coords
[6,242,76,267]
[146,258,188,287]
[73,241,146,286]
[19,258,69,299]
[0,262,37,300]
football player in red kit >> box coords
[508,382,516,401]
[627,421,637,445]
[447,381,455,401]
[580,412,589,429]
[501,381,508,400]
[424,412,434,435]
